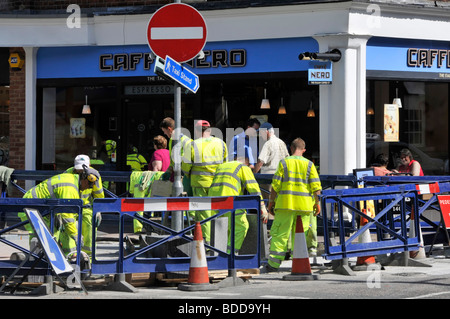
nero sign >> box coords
[308,61,332,85]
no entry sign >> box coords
[147,3,207,63]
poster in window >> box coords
[384,104,399,142]
[70,118,86,138]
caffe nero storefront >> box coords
[366,37,450,176]
[36,36,320,180]
[35,35,450,192]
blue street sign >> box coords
[163,55,200,93]
[25,208,74,275]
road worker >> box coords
[208,150,269,254]
[65,154,105,257]
[265,137,322,272]
[127,145,147,171]
[104,139,117,163]
[19,166,100,258]
[187,120,228,243]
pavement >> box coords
[3,229,450,301]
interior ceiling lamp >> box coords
[307,101,315,117]
[392,88,402,108]
[367,106,374,115]
[82,95,91,114]
[260,86,270,109]
[278,97,286,114]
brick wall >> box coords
[8,48,25,196]
[8,47,25,171]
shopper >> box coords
[149,135,170,172]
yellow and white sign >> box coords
[384,103,399,142]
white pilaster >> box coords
[24,47,38,189]
[315,35,370,175]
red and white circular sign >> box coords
[147,3,207,63]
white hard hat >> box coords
[74,154,90,170]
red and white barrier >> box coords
[121,197,234,212]
[415,182,440,195]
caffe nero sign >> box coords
[99,49,247,72]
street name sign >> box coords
[154,55,200,93]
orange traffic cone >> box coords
[354,209,376,269]
[409,206,426,259]
[178,222,219,291]
[283,215,320,281]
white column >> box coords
[24,47,38,189]
[314,35,370,175]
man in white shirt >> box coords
[253,122,289,175]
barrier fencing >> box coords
[321,179,450,261]
[0,198,82,276]
[2,170,450,280]
[90,195,262,276]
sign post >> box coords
[147,2,207,231]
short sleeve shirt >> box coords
[258,135,289,174]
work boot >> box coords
[260,264,279,273]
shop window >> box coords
[366,80,448,175]
[404,109,424,146]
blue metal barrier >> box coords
[0,198,83,276]
[91,195,261,276]
[321,183,422,260]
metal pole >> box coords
[171,0,186,232]
[171,83,184,232]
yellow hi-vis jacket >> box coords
[188,137,228,188]
[65,166,105,206]
[127,153,147,171]
[208,161,263,200]
[105,140,116,160]
[271,156,322,213]
[21,173,82,238]
[169,134,193,176]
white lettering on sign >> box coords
[151,27,204,40]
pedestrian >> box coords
[159,117,193,196]
[18,166,101,258]
[253,122,290,201]
[208,154,269,254]
[65,154,105,257]
[229,118,260,169]
[265,137,322,272]
[187,120,228,244]
[396,148,424,176]
[149,135,170,172]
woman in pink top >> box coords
[149,135,170,172]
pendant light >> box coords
[260,85,270,109]
[307,101,315,118]
[82,95,91,114]
[278,97,286,114]
[392,88,402,108]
